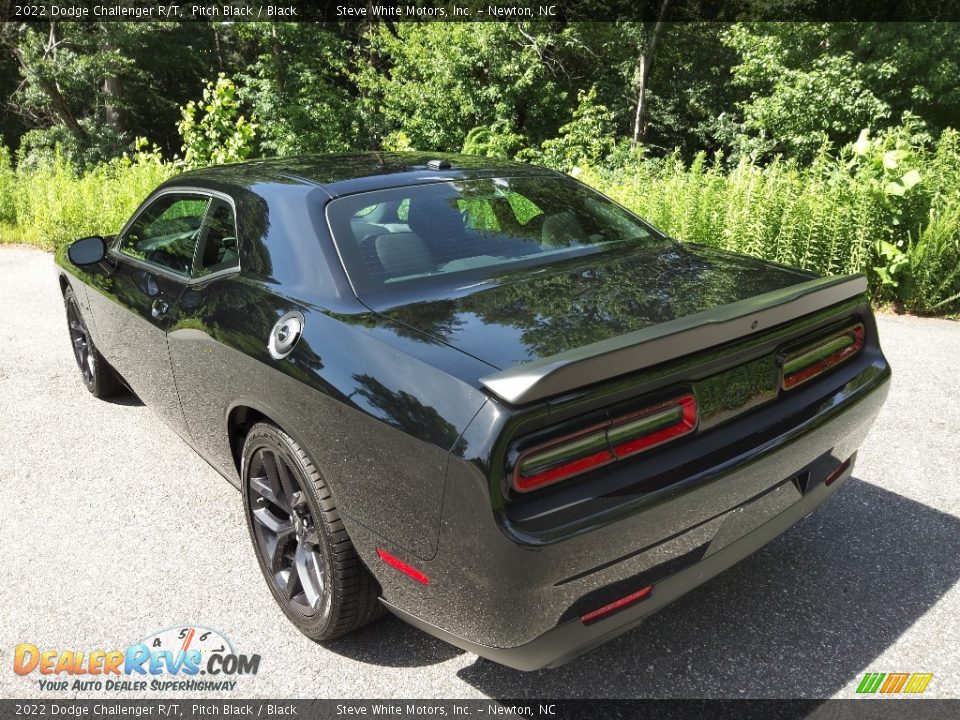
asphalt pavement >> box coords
[1,246,958,700]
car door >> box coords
[162,195,253,475]
[92,191,213,439]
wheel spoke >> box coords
[252,505,293,536]
[283,560,302,601]
[250,473,284,511]
[263,528,295,575]
[262,450,296,512]
[294,542,324,609]
[273,454,300,506]
[247,439,328,618]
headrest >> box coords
[374,232,434,277]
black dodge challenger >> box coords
[56,153,890,670]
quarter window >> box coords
[194,198,240,276]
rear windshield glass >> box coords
[326,176,664,297]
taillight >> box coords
[515,429,614,492]
[781,323,864,390]
[513,394,698,493]
[608,395,698,459]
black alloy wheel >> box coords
[63,287,122,398]
[247,443,327,616]
[241,423,383,641]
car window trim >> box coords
[109,186,242,286]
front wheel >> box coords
[63,286,122,398]
[241,422,383,641]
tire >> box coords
[241,422,383,641]
[63,286,123,399]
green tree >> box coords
[720,23,891,163]
[1,21,221,165]
[236,23,359,155]
[355,22,572,152]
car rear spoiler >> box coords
[479,274,868,405]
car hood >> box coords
[376,242,817,370]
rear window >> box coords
[326,176,663,297]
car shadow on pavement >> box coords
[454,477,960,699]
[324,613,465,668]
[103,392,144,407]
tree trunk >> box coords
[101,25,122,133]
[271,24,285,95]
[40,74,88,143]
[103,75,122,133]
[632,0,670,146]
[213,26,224,71]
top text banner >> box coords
[4,0,960,22]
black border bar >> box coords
[5,0,960,23]
[2,699,960,720]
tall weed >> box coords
[0,140,176,248]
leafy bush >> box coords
[461,124,526,159]
[2,116,958,316]
[178,75,257,168]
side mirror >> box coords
[67,236,107,266]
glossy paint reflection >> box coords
[379,243,816,369]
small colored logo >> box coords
[856,672,933,695]
[12,626,260,693]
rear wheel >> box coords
[63,287,122,398]
[241,422,383,641]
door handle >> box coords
[151,299,169,319]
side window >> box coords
[194,198,240,276]
[120,195,210,276]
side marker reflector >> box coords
[825,458,852,487]
[580,585,653,625]
[376,548,430,585]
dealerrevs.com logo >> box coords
[13,626,261,692]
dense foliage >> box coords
[1,20,959,313]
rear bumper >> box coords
[361,363,890,670]
[382,453,855,670]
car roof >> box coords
[171,151,562,198]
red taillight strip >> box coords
[609,395,698,460]
[581,585,653,625]
[514,448,614,493]
[782,323,864,390]
[376,548,429,585]
[512,394,699,493]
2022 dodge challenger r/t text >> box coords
[56,153,890,670]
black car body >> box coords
[56,152,890,670]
